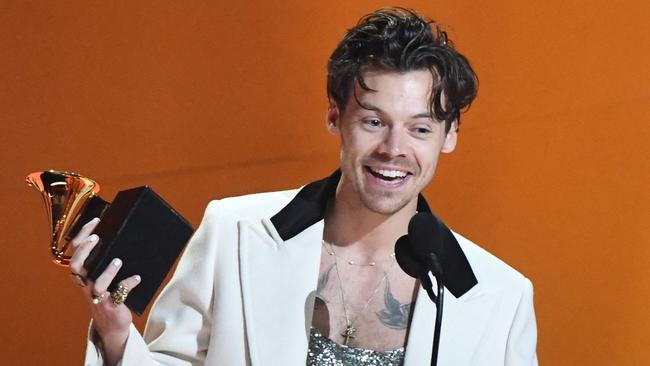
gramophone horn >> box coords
[26,170,108,266]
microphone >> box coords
[395,234,437,304]
[395,212,446,366]
[408,212,445,278]
[395,212,445,297]
[397,211,478,298]
[394,235,420,278]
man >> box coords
[71,7,538,365]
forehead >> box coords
[348,69,435,112]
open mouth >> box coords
[366,166,410,184]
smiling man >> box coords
[76,7,537,366]
[329,68,456,215]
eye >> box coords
[364,118,383,128]
[414,127,432,135]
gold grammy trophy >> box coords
[27,169,194,315]
[26,170,108,266]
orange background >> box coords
[1,1,648,365]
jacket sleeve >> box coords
[504,278,539,366]
[84,200,222,366]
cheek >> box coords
[414,147,441,175]
[340,135,371,161]
[339,141,361,171]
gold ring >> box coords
[111,284,130,305]
[70,273,87,287]
[91,292,108,304]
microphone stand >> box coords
[420,253,445,366]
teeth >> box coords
[370,168,407,178]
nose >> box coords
[377,127,407,157]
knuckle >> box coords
[70,251,86,268]
[95,278,108,290]
[69,260,81,273]
[105,264,119,276]
[96,267,118,286]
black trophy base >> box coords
[84,186,194,316]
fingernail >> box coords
[134,275,141,282]
[112,258,122,266]
[88,234,98,243]
[92,217,100,223]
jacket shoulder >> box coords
[453,231,532,292]
[202,188,299,222]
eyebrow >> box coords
[357,101,433,120]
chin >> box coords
[359,193,412,216]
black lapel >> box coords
[270,170,341,241]
[270,170,478,297]
[435,216,478,298]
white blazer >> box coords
[85,173,538,366]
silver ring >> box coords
[91,292,108,304]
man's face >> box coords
[328,69,457,215]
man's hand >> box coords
[69,218,142,366]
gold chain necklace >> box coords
[322,240,396,266]
[325,240,397,345]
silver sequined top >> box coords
[306,327,405,366]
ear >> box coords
[326,98,340,134]
[441,120,458,153]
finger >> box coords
[69,273,88,287]
[93,258,123,296]
[71,217,101,248]
[118,274,142,292]
[105,275,142,308]
[69,234,99,276]
[91,291,109,304]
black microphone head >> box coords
[408,212,445,258]
[394,235,422,278]
[407,212,480,298]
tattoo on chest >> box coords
[316,264,335,301]
[376,280,412,330]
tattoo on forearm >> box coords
[316,264,335,300]
[376,279,412,330]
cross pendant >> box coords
[341,324,357,345]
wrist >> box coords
[97,326,130,366]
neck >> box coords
[323,179,418,258]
